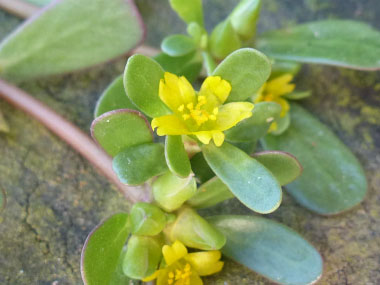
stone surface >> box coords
[0,0,380,284]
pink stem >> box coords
[0,79,151,203]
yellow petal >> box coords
[212,131,225,147]
[199,76,231,107]
[162,240,188,266]
[253,83,266,103]
[142,270,160,282]
[268,121,278,133]
[266,74,295,96]
[273,97,290,117]
[195,132,212,144]
[215,102,254,131]
[151,115,190,136]
[185,251,224,276]
[159,72,196,112]
[189,272,204,285]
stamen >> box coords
[186,103,194,110]
[178,104,185,112]
[182,114,190,120]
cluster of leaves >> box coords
[0,0,379,284]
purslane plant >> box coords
[0,0,379,284]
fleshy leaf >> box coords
[283,91,311,100]
[0,0,145,80]
[212,48,271,102]
[208,215,323,285]
[91,109,153,157]
[229,0,262,40]
[169,0,204,26]
[94,75,139,118]
[210,20,241,60]
[252,151,302,186]
[161,34,196,57]
[257,20,380,70]
[122,235,162,280]
[154,52,202,83]
[81,213,130,285]
[165,135,191,178]
[113,143,168,185]
[124,54,171,117]
[225,102,282,142]
[261,103,367,215]
[109,249,134,285]
[202,142,282,214]
[187,176,234,209]
[270,113,290,135]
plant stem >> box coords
[0,79,152,203]
[0,0,39,18]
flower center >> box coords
[167,263,192,285]
[177,96,218,127]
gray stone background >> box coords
[0,0,379,284]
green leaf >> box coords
[169,207,226,250]
[0,110,10,133]
[122,235,162,280]
[94,75,139,118]
[0,0,145,80]
[190,152,215,184]
[81,213,130,285]
[210,20,241,60]
[270,60,301,79]
[229,0,262,40]
[208,215,323,285]
[213,48,271,102]
[271,113,290,135]
[202,51,217,76]
[202,142,282,214]
[161,34,196,57]
[91,109,153,157]
[261,104,367,215]
[165,136,191,178]
[113,143,168,185]
[109,249,133,285]
[252,151,302,186]
[154,52,202,83]
[225,102,282,142]
[124,54,171,118]
[129,203,166,236]
[257,20,380,70]
[153,172,197,212]
[0,188,6,214]
[187,176,234,209]
[169,0,204,26]
[283,91,311,100]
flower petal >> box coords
[212,131,225,147]
[185,251,224,276]
[273,97,290,117]
[266,74,295,96]
[162,240,188,266]
[159,72,196,112]
[142,269,160,282]
[215,102,254,131]
[195,132,212,144]
[199,76,231,107]
[189,272,204,285]
[152,115,190,136]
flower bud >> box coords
[130,202,166,236]
[166,207,226,250]
[122,235,162,279]
[230,0,262,40]
[153,172,197,212]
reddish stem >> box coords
[0,79,151,203]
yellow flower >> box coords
[143,240,224,285]
[151,72,254,147]
[254,73,295,132]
